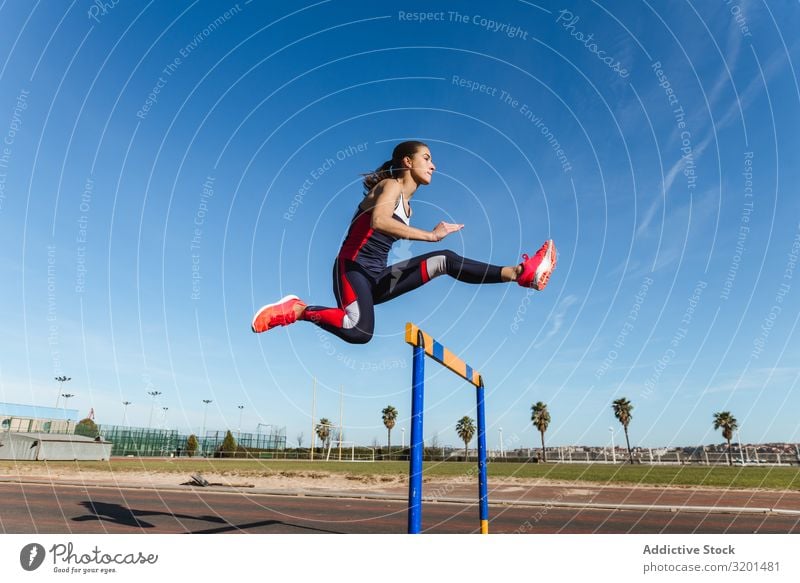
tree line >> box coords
[324,400,743,465]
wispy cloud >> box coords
[535,294,579,348]
[636,132,715,238]
[705,11,745,109]
[715,46,789,131]
[637,44,789,239]
[703,367,800,395]
[628,187,718,278]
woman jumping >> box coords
[251,141,557,343]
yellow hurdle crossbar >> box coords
[404,322,482,388]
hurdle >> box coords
[404,322,488,534]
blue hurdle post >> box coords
[408,330,425,534]
[405,322,489,534]
[476,378,489,534]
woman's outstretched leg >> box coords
[373,240,556,303]
[373,249,502,304]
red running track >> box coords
[1,482,798,534]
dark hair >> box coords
[361,140,429,194]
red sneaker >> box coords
[517,239,557,290]
[251,295,307,333]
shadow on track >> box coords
[72,500,343,533]
[72,500,228,529]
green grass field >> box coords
[2,459,799,490]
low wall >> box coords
[0,433,112,461]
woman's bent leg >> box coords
[302,260,376,344]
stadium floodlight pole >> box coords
[401,427,405,450]
[609,427,616,464]
[147,391,162,428]
[122,401,132,426]
[54,376,71,408]
[310,377,316,461]
[161,407,169,429]
[338,384,344,462]
[201,399,213,457]
[61,393,75,430]
[499,427,504,458]
[237,405,244,433]
[737,428,748,463]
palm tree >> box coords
[530,402,551,462]
[612,397,635,464]
[713,411,739,466]
[381,405,398,459]
[315,418,332,453]
[455,416,476,461]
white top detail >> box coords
[393,191,411,225]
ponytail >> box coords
[361,140,428,194]
[361,159,396,193]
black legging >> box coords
[303,250,504,344]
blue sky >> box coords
[0,0,798,450]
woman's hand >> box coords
[431,221,464,242]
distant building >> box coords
[0,402,79,434]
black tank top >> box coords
[338,193,411,274]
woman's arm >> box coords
[369,181,463,242]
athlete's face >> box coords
[404,148,435,185]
